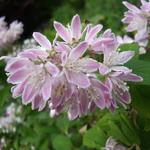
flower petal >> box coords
[33,32,51,49]
[79,90,89,115]
[69,42,88,60]
[51,74,72,107]
[78,58,99,72]
[7,68,30,84]
[123,1,140,13]
[99,63,110,75]
[116,51,134,65]
[118,72,143,82]
[19,49,48,60]
[65,69,90,88]
[85,24,103,43]
[111,66,132,73]
[5,58,29,73]
[45,62,59,77]
[68,102,79,120]
[54,21,71,43]
[11,78,28,98]
[71,14,81,40]
[41,76,52,101]
[22,85,36,105]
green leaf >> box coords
[130,85,150,119]
[52,135,72,150]
[56,115,70,133]
[83,126,107,149]
[120,43,139,55]
[126,59,150,85]
[97,111,140,146]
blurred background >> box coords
[1,0,149,150]
[0,0,140,38]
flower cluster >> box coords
[4,15,142,120]
[0,16,23,50]
[0,103,22,133]
[122,0,150,54]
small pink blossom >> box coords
[99,46,142,111]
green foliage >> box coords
[83,110,141,150]
[52,135,72,150]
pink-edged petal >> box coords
[71,14,81,40]
[103,29,114,38]
[19,49,48,60]
[90,78,108,109]
[45,62,59,77]
[116,51,134,65]
[119,73,143,82]
[41,76,52,101]
[32,95,46,111]
[54,21,71,43]
[51,74,72,107]
[123,1,141,13]
[91,78,108,92]
[61,51,68,65]
[69,42,88,60]
[99,63,110,75]
[55,42,71,52]
[22,85,36,105]
[111,66,132,73]
[68,102,79,120]
[65,69,90,88]
[19,51,38,59]
[94,96,105,110]
[79,58,99,72]
[33,32,52,49]
[79,90,89,115]
[32,95,41,110]
[5,58,29,73]
[85,24,103,43]
[7,68,30,84]
[115,86,131,104]
[11,78,28,98]
[91,38,114,51]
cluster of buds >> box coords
[0,103,22,133]
[4,14,142,120]
[0,16,23,50]
[122,0,150,54]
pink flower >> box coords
[49,76,108,120]
[122,0,150,49]
[0,17,23,49]
[60,42,99,88]
[54,14,82,44]
[91,29,118,53]
[2,14,144,120]
[6,32,59,110]
[99,47,143,111]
